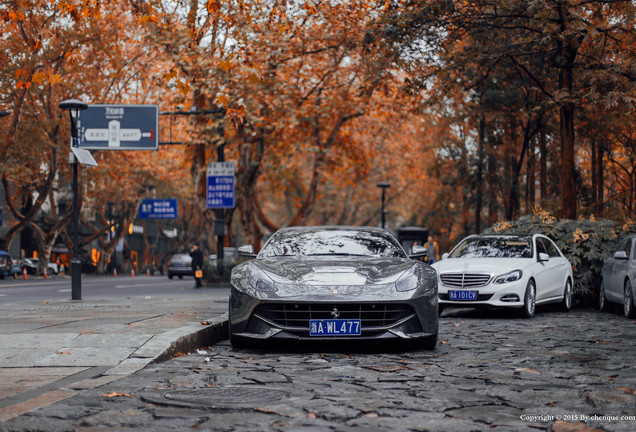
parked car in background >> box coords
[229,226,437,350]
[29,258,59,275]
[0,251,12,279]
[167,253,193,279]
[600,235,636,318]
[20,258,38,275]
[432,234,573,318]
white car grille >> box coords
[440,273,491,288]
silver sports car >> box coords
[229,226,438,350]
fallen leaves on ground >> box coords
[514,368,542,374]
[552,420,603,432]
[255,407,293,417]
[101,392,132,398]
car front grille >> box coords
[439,273,491,288]
[253,303,414,330]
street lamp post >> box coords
[377,182,391,229]
[59,99,88,300]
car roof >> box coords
[274,225,389,234]
[464,234,533,240]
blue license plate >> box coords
[448,290,478,301]
[309,319,361,336]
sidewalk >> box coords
[0,284,229,422]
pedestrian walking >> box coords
[190,243,203,288]
[424,236,440,264]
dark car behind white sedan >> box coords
[600,234,636,318]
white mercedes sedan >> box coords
[431,234,573,317]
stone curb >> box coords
[152,314,229,364]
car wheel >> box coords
[438,304,445,316]
[624,280,636,318]
[178,275,183,279]
[599,280,608,312]
[168,274,173,279]
[520,280,536,318]
[560,279,572,311]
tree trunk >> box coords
[475,117,485,233]
[556,5,583,219]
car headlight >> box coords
[494,270,523,284]
[249,266,276,291]
[395,266,422,292]
[231,265,276,292]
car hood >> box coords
[254,256,414,286]
[432,257,533,275]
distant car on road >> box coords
[600,235,636,318]
[229,225,438,350]
[29,258,59,275]
[167,253,193,279]
[0,251,13,279]
[432,234,573,318]
[20,258,38,275]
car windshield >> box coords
[449,236,533,259]
[258,229,407,258]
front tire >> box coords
[599,280,608,312]
[624,280,636,318]
[560,279,572,311]
[520,280,536,318]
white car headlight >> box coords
[494,270,523,284]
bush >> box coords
[483,208,636,307]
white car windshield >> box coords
[259,229,406,258]
[450,236,533,259]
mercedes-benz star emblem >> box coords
[331,307,340,318]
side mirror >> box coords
[614,250,629,260]
[538,252,549,262]
[409,245,428,260]
[237,245,257,258]
[441,253,449,260]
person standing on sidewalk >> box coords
[424,236,440,264]
[190,243,203,288]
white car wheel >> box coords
[560,279,572,311]
[520,280,536,318]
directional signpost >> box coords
[207,162,236,209]
[77,105,158,150]
[138,199,178,219]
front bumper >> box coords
[438,279,527,308]
[229,289,438,344]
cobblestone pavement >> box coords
[2,308,636,432]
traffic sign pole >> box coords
[59,99,88,301]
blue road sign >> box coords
[138,199,178,219]
[78,105,158,150]
[207,162,235,209]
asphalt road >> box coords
[2,305,635,432]
[0,274,222,303]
